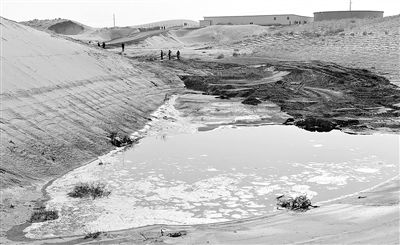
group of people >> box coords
[160,50,180,60]
[95,41,181,60]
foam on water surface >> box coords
[24,97,399,239]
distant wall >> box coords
[314,11,383,21]
[199,20,212,27]
[201,15,313,26]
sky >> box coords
[1,0,399,27]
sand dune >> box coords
[47,20,85,35]
[21,18,140,42]
[21,18,198,43]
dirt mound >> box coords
[48,20,85,35]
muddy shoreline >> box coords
[169,59,400,134]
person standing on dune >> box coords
[168,50,171,60]
[102,42,105,49]
[121,43,125,53]
[161,50,164,60]
[177,50,180,60]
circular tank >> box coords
[314,11,383,21]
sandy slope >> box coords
[0,17,183,188]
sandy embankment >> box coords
[0,17,183,240]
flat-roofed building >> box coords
[200,14,313,27]
[314,11,384,21]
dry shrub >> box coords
[276,195,317,211]
[109,132,134,147]
[232,52,240,57]
[84,231,105,239]
[216,54,224,59]
[68,183,111,199]
[30,209,59,223]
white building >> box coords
[200,14,313,27]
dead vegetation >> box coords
[161,228,187,238]
[29,209,59,223]
[276,195,318,211]
[109,132,135,147]
[68,182,111,199]
[166,231,187,237]
[84,231,106,239]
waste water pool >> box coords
[25,123,398,238]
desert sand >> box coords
[1,15,399,244]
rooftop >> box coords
[204,14,313,18]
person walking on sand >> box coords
[161,50,164,60]
[97,42,100,47]
[168,50,172,60]
[176,50,181,60]
[121,43,125,53]
[102,42,105,49]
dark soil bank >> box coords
[174,59,400,133]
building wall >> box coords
[202,15,313,26]
[314,11,383,21]
[199,20,212,27]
